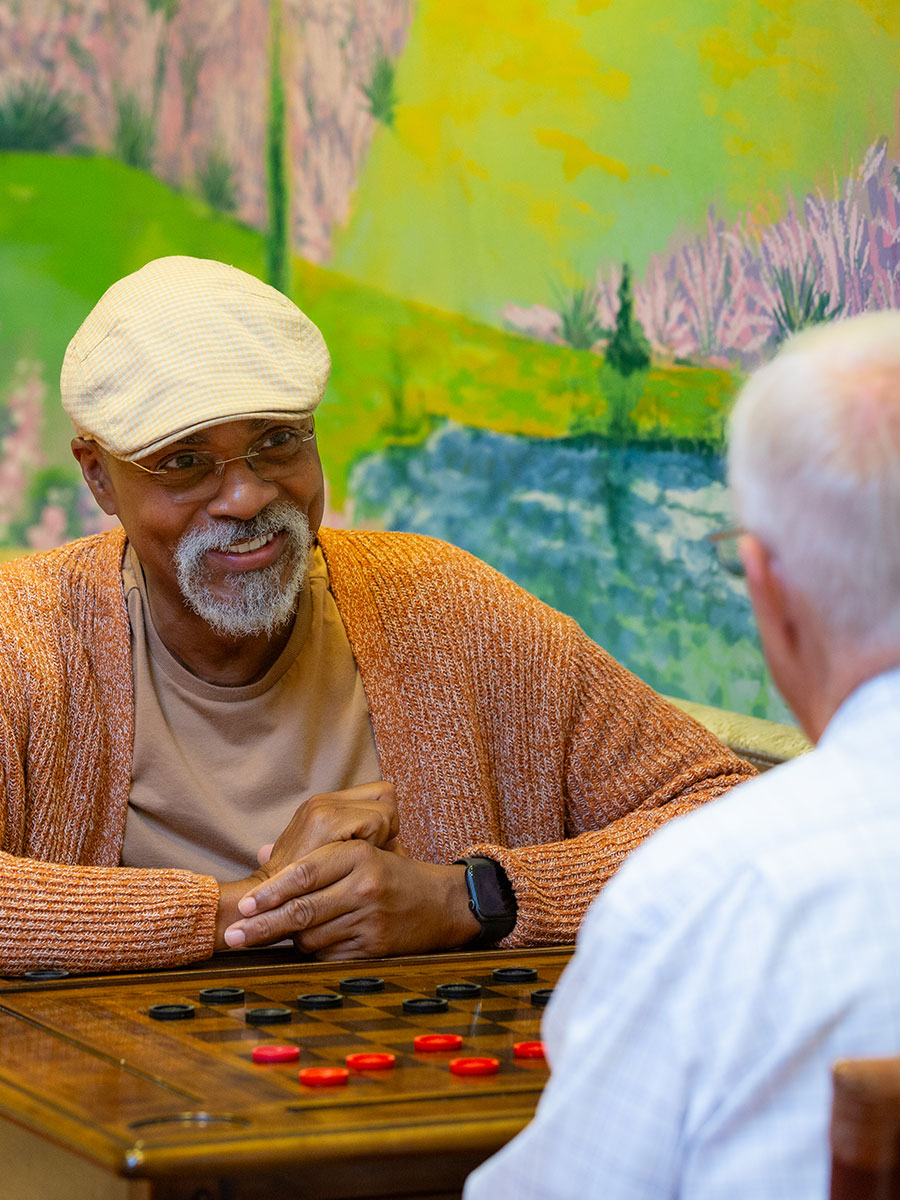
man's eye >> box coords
[259,428,300,450]
[158,452,208,473]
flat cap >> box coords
[60,256,331,460]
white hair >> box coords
[728,310,900,650]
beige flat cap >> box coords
[60,256,331,460]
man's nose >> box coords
[204,458,280,521]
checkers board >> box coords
[0,946,571,1200]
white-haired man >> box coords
[465,310,900,1199]
[0,256,753,976]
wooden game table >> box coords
[0,945,572,1200]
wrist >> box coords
[214,880,243,951]
[448,863,483,947]
[214,873,267,951]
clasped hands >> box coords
[214,781,480,960]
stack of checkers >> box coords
[147,965,553,1088]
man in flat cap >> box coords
[0,256,753,975]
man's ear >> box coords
[740,534,798,654]
[740,532,816,733]
[71,438,119,517]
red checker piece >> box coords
[414,1033,463,1052]
[449,1056,500,1077]
[252,1044,301,1065]
[513,1041,546,1060]
[299,1066,350,1087]
[346,1052,396,1071]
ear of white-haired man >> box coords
[739,530,900,748]
[738,533,830,744]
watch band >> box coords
[455,855,518,948]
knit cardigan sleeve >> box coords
[0,533,218,975]
[463,635,754,947]
[319,529,757,948]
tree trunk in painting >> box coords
[266,0,290,296]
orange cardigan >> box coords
[0,528,754,974]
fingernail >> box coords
[224,927,246,947]
[238,896,257,917]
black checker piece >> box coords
[245,1007,292,1025]
[402,997,448,1015]
[493,966,538,983]
[436,982,482,999]
[339,976,385,994]
[149,1004,195,1021]
[199,987,245,1005]
[297,993,343,1011]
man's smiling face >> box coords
[76,417,326,640]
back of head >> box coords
[728,310,900,651]
[60,256,331,460]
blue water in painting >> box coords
[349,422,790,721]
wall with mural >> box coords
[1,0,899,721]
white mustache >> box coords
[177,505,299,560]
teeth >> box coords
[225,531,276,555]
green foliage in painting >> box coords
[567,265,654,440]
[599,264,653,440]
[605,263,651,376]
[770,262,841,344]
[179,40,204,132]
[113,93,156,169]
[363,53,397,127]
[196,146,238,214]
[65,36,97,74]
[557,285,607,350]
[146,0,179,121]
[265,0,289,295]
[0,79,80,152]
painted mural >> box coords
[1,0,899,721]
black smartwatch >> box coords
[455,856,518,948]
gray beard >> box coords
[174,501,312,638]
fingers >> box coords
[223,849,479,960]
[294,929,383,961]
[264,780,401,875]
[224,841,373,948]
[256,843,274,866]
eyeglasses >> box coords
[707,527,746,577]
[125,421,317,503]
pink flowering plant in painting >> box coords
[0,359,117,550]
[0,359,45,542]
[505,138,900,369]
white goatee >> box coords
[174,501,312,638]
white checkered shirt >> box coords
[465,667,900,1200]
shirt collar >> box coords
[818,664,900,749]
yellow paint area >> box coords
[536,129,630,181]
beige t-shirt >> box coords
[119,542,381,880]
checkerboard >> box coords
[0,947,571,1198]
